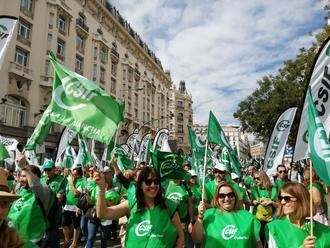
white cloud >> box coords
[110,0,326,125]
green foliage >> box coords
[234,25,330,144]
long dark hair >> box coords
[136,167,166,212]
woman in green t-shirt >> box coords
[265,182,330,248]
[304,167,329,225]
[94,166,184,247]
[192,181,262,248]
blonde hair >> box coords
[211,181,240,212]
[276,182,314,222]
[255,170,272,193]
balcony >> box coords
[39,76,53,87]
[134,69,141,81]
[9,62,33,81]
[17,35,31,47]
[76,19,89,33]
[20,6,34,19]
[176,105,184,109]
[110,48,119,63]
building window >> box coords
[178,125,184,133]
[178,137,183,144]
[100,67,105,83]
[56,39,65,56]
[92,64,97,79]
[18,20,31,40]
[0,95,27,127]
[48,13,54,28]
[44,60,50,76]
[123,69,126,80]
[111,78,116,94]
[47,34,52,50]
[127,68,133,82]
[76,35,84,51]
[111,61,117,76]
[20,0,32,11]
[75,55,83,71]
[58,16,66,32]
[15,47,28,66]
[93,47,97,59]
[177,101,184,109]
[177,113,184,122]
[100,48,106,63]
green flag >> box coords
[25,109,53,150]
[307,87,330,185]
[151,150,191,181]
[207,111,232,149]
[113,146,133,172]
[62,145,76,169]
[74,135,91,167]
[0,143,10,161]
[102,140,115,161]
[221,147,231,172]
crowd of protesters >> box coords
[0,152,330,248]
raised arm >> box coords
[94,170,129,219]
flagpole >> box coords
[111,125,120,158]
[309,159,314,237]
[201,139,209,202]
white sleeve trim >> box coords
[268,232,278,248]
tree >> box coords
[234,25,330,144]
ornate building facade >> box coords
[0,0,193,155]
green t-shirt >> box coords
[251,186,277,201]
[165,181,189,220]
[266,217,330,248]
[8,179,15,192]
[125,197,178,248]
[275,178,288,192]
[307,182,328,216]
[41,175,67,194]
[190,184,202,216]
[86,177,96,193]
[66,178,85,206]
[203,209,260,248]
[244,175,254,189]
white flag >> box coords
[264,107,297,175]
[0,16,17,69]
[294,39,330,161]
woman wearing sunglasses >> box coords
[192,181,262,248]
[94,166,184,247]
[265,182,330,248]
[251,170,277,246]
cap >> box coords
[214,162,227,171]
[103,166,111,173]
[43,160,55,169]
[231,172,239,180]
[188,170,198,177]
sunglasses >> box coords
[254,177,260,180]
[44,168,52,172]
[214,170,225,174]
[144,179,160,186]
[278,195,296,202]
[278,170,287,174]
[219,192,235,199]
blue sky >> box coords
[110,0,326,126]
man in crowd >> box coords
[41,160,67,248]
[274,164,289,192]
[62,166,85,248]
[7,153,52,246]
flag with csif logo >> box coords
[263,107,297,175]
[307,87,330,185]
[25,53,124,149]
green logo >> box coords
[276,120,290,132]
[160,159,180,178]
[0,24,9,40]
[303,130,309,143]
[135,220,152,237]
